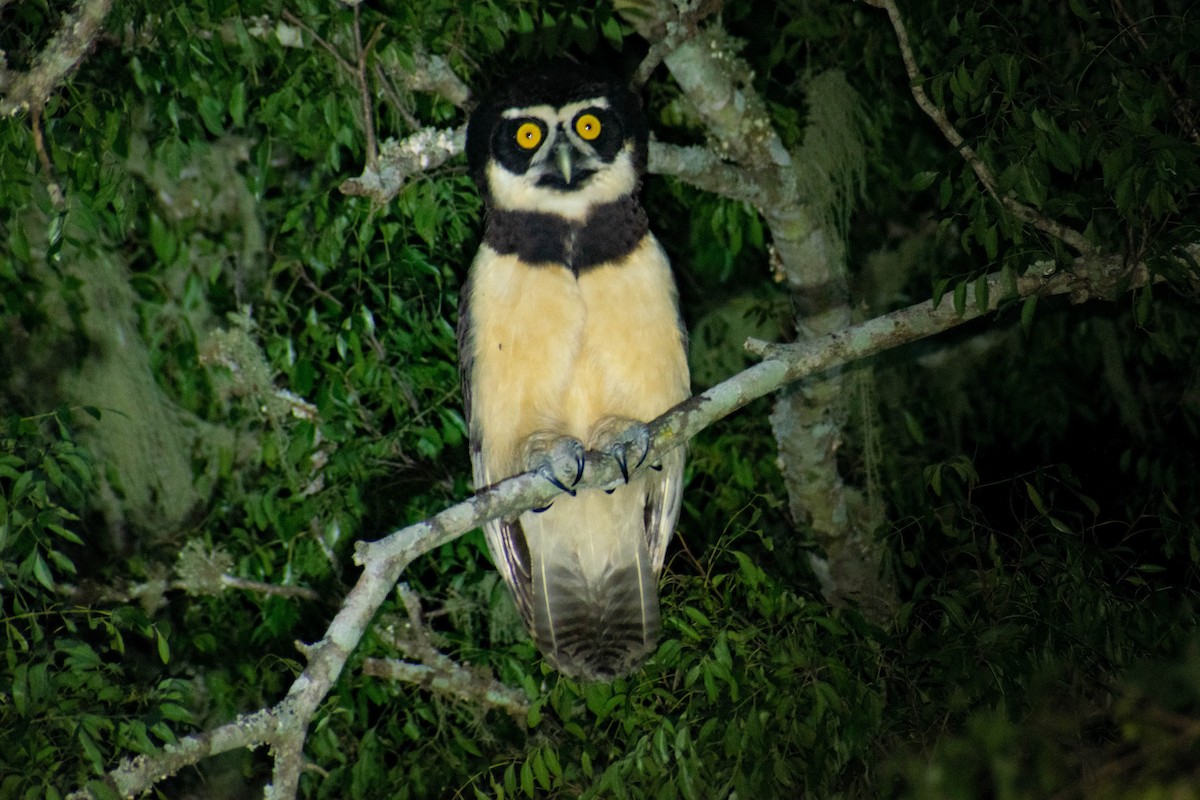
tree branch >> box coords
[338,125,464,202]
[647,140,769,207]
[0,0,113,117]
[864,0,1099,257]
[66,239,1178,800]
[361,584,530,720]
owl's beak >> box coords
[554,143,575,185]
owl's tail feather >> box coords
[526,504,661,681]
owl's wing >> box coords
[644,444,686,573]
[474,456,537,630]
[457,286,537,629]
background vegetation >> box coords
[1,0,1198,797]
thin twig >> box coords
[218,575,321,601]
[361,657,530,720]
[361,584,529,720]
[865,0,1099,256]
[1110,0,1200,145]
[30,105,65,209]
[354,10,384,165]
[280,9,355,75]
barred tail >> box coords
[521,485,661,681]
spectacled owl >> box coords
[458,63,689,681]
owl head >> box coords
[466,63,649,220]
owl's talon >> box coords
[592,420,651,485]
[525,434,586,494]
[540,467,577,496]
[612,443,631,483]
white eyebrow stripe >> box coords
[500,97,611,124]
[557,98,610,120]
[501,104,558,120]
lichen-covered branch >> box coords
[621,0,881,615]
[362,584,530,720]
[648,140,769,207]
[66,236,1175,799]
[0,0,113,117]
[339,125,464,202]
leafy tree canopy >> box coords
[1,0,1198,798]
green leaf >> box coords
[1047,515,1072,534]
[910,170,938,191]
[995,53,1020,94]
[198,94,225,136]
[229,81,247,127]
[78,729,105,773]
[1001,264,1018,297]
[931,277,950,308]
[156,630,171,664]
[1135,285,1152,326]
[532,750,550,790]
[938,175,954,208]
[11,222,32,264]
[149,213,177,265]
[974,276,990,313]
[1020,295,1037,333]
[904,411,925,446]
[11,663,28,715]
[1025,481,1047,514]
[32,551,55,590]
[926,463,943,497]
[46,523,84,545]
[952,280,967,317]
[543,747,562,779]
[601,16,624,48]
[520,760,534,797]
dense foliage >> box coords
[2,0,1198,797]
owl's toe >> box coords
[524,434,586,497]
[591,418,650,484]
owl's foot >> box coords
[590,417,650,484]
[522,432,586,500]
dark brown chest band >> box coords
[482,196,650,273]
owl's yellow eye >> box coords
[575,113,602,141]
[515,122,543,150]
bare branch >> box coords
[865,0,1099,256]
[362,658,530,719]
[362,585,529,720]
[355,10,384,165]
[648,140,768,207]
[218,575,321,601]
